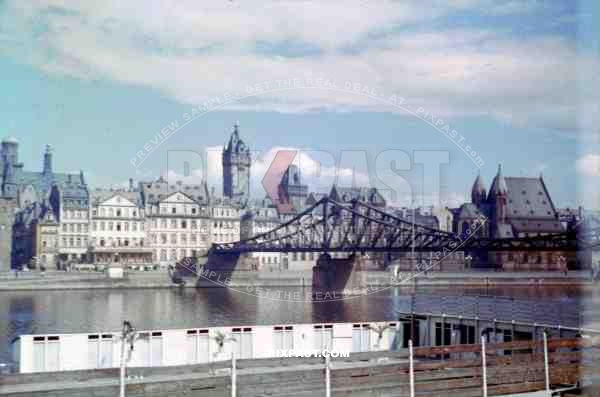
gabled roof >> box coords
[457,202,486,219]
[91,190,140,207]
[160,191,198,204]
[139,178,209,205]
[17,171,88,199]
[503,177,558,220]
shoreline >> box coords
[0,270,592,291]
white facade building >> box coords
[210,198,242,244]
[147,192,212,267]
[89,190,152,266]
[13,321,400,373]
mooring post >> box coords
[481,334,488,397]
[409,339,415,397]
[325,353,331,397]
[543,330,550,396]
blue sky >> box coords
[0,0,598,209]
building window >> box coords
[160,249,167,261]
[132,223,137,232]
[172,207,176,214]
[161,234,167,244]
[352,324,371,352]
[191,208,196,215]
[62,224,67,232]
[170,219,177,229]
[161,219,167,228]
[191,220,197,229]
[273,326,294,351]
[124,222,129,232]
[232,328,253,359]
[181,221,187,229]
[181,234,187,244]
[116,209,121,217]
[108,222,113,231]
[116,223,121,232]
[313,325,333,350]
[170,234,177,244]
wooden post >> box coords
[543,331,550,396]
[409,339,415,397]
[481,335,488,397]
[325,354,331,397]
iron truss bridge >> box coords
[211,197,600,254]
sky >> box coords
[0,0,598,209]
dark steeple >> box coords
[471,171,486,206]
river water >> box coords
[0,285,596,365]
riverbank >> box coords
[0,269,592,291]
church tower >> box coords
[222,122,251,204]
[489,163,508,235]
[470,171,486,207]
[1,137,19,199]
[43,144,53,176]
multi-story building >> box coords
[1,138,89,270]
[210,197,242,244]
[222,122,251,205]
[57,172,91,265]
[140,178,212,268]
[12,201,59,269]
[240,199,282,270]
[89,184,152,266]
[453,165,574,270]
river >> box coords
[0,284,596,365]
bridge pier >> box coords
[312,253,368,295]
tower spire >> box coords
[43,144,53,175]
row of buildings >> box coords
[0,123,584,273]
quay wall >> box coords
[0,269,591,291]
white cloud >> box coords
[2,0,596,132]
[577,154,600,177]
